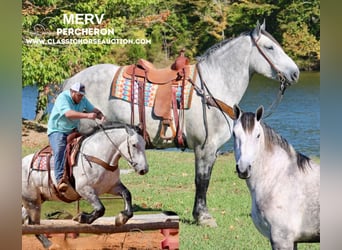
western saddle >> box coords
[30,132,84,202]
[121,49,192,148]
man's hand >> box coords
[87,112,97,120]
[99,115,106,122]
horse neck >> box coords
[83,128,127,163]
[198,34,252,104]
[247,137,294,190]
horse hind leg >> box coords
[22,202,52,248]
[35,234,52,249]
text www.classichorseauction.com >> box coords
[24,13,152,45]
[25,38,152,45]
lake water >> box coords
[22,72,320,157]
[223,72,320,157]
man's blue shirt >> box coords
[47,90,94,135]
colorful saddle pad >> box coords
[110,64,197,109]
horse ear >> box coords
[125,125,135,136]
[233,104,242,120]
[260,19,266,31]
[252,21,261,39]
[256,105,264,121]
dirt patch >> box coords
[22,119,49,148]
[21,120,170,250]
[22,231,165,250]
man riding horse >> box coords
[47,82,105,192]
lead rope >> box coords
[263,79,289,119]
[196,64,209,148]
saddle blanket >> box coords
[31,154,53,171]
[110,64,196,109]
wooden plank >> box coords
[22,213,179,235]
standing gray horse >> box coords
[62,21,299,226]
[233,105,320,249]
[22,123,148,248]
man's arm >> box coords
[64,110,97,120]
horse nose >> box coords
[138,166,148,175]
[236,164,250,179]
[291,69,300,82]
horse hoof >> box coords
[115,213,129,226]
[197,215,218,227]
[72,213,87,223]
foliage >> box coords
[22,0,320,120]
[277,0,320,71]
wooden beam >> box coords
[22,213,179,235]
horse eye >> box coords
[257,134,260,138]
[265,45,274,50]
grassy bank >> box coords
[26,148,319,249]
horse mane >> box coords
[239,112,311,171]
[197,32,249,62]
[260,121,311,172]
[86,122,141,136]
[197,29,281,62]
[99,122,137,131]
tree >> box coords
[22,0,320,120]
[276,0,320,70]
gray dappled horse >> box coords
[62,21,299,226]
[22,123,148,248]
[233,105,320,249]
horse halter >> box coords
[250,30,289,94]
[250,30,290,118]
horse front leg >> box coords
[193,146,218,227]
[73,189,105,224]
[112,182,133,226]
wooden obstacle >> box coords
[22,213,179,235]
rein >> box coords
[188,66,235,120]
[188,64,234,148]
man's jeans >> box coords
[48,132,68,183]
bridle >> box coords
[97,123,135,165]
[250,30,291,118]
[190,29,292,145]
[81,123,136,170]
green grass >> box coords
[24,147,320,249]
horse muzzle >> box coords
[281,69,299,86]
[236,164,251,179]
[133,163,149,175]
[138,167,148,175]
